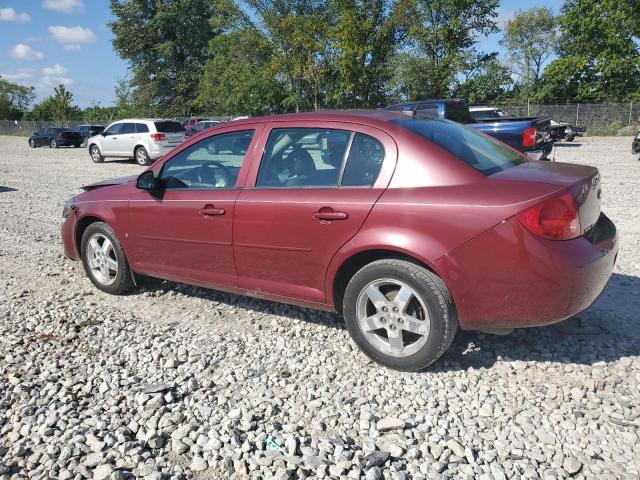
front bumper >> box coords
[61,209,80,260]
[434,213,618,330]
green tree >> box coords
[539,0,640,102]
[453,52,512,104]
[390,0,499,99]
[328,0,397,107]
[198,29,284,116]
[113,79,137,118]
[500,7,558,86]
[83,102,119,123]
[109,0,245,116]
[248,0,332,111]
[0,77,35,120]
[25,84,81,121]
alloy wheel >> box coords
[91,147,101,162]
[86,233,118,286]
[356,278,430,357]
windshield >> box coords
[392,117,527,176]
[155,121,184,133]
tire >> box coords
[50,139,57,149]
[343,259,458,371]
[81,222,134,295]
[29,139,35,148]
[135,146,152,166]
[74,143,81,148]
[89,145,104,163]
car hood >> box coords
[80,175,136,192]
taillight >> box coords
[522,127,537,148]
[150,133,166,141]
[516,192,581,240]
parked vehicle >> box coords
[633,131,640,158]
[77,125,104,146]
[468,106,510,120]
[61,111,617,371]
[182,118,201,132]
[386,99,553,160]
[87,119,185,166]
[29,127,84,148]
[185,120,221,138]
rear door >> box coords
[234,121,397,304]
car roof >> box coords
[113,118,181,123]
[224,110,409,130]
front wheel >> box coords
[81,222,134,295]
[29,139,35,148]
[343,259,458,371]
[135,146,152,166]
[50,139,57,149]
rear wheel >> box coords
[81,222,134,295]
[50,139,57,149]
[90,145,104,163]
[343,259,457,371]
[135,146,152,166]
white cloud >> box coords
[40,75,74,88]
[42,0,83,13]
[42,64,68,76]
[10,44,44,61]
[0,7,31,22]
[0,70,35,82]
[48,25,96,50]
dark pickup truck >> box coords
[385,99,553,160]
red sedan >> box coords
[61,111,617,371]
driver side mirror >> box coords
[102,131,110,137]
[136,171,159,191]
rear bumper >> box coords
[434,213,617,330]
[525,141,553,160]
[148,144,178,159]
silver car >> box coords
[87,119,185,166]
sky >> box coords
[1,0,559,109]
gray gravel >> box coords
[1,136,639,479]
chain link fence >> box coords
[496,102,639,134]
[1,104,638,136]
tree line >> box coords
[1,0,639,120]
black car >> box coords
[29,127,84,148]
[633,131,640,159]
[77,125,105,145]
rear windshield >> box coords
[154,121,184,133]
[392,117,526,176]
[445,103,473,123]
[470,110,499,120]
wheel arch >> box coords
[330,247,443,314]
[75,215,108,256]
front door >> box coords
[128,128,259,287]
[234,123,396,304]
[101,123,124,156]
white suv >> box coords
[87,119,185,166]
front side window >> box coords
[393,117,526,176]
[256,128,351,188]
[160,130,254,190]
[104,123,123,135]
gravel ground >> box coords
[0,135,639,480]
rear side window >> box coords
[136,123,149,133]
[341,134,385,186]
[155,121,184,133]
[415,106,439,119]
[393,117,526,176]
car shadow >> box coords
[0,186,17,193]
[554,142,582,147]
[140,272,639,369]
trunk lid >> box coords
[492,161,602,234]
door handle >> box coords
[199,205,226,217]
[312,209,348,221]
